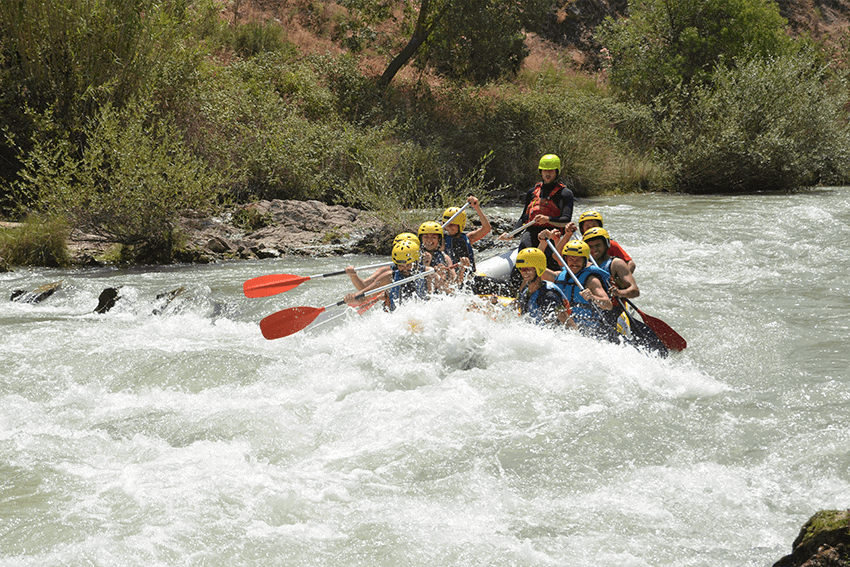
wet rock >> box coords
[152,286,186,315]
[94,287,121,314]
[10,281,63,303]
[774,510,850,567]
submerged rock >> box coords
[774,510,850,567]
[10,281,63,303]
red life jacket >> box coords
[525,182,564,228]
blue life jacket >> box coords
[554,265,609,329]
[387,264,428,312]
[516,280,567,326]
[444,232,475,272]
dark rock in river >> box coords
[94,287,121,314]
[10,281,63,303]
[774,510,850,567]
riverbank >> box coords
[56,199,516,269]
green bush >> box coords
[0,215,69,267]
[597,0,798,103]
[16,99,223,262]
[658,55,850,193]
[417,0,529,84]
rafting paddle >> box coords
[259,268,434,339]
[441,202,471,228]
[546,239,608,322]
[243,262,393,298]
[619,297,687,352]
[499,219,537,240]
[579,237,686,352]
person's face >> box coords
[519,266,538,283]
[579,220,601,234]
[540,169,557,184]
[396,261,413,274]
[566,254,585,273]
[445,223,460,236]
[587,238,607,261]
[421,233,440,250]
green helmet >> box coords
[538,154,561,171]
[515,247,547,277]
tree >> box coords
[596,0,797,103]
[340,0,549,90]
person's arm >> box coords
[580,275,614,310]
[608,258,640,299]
[547,185,574,228]
[466,195,491,243]
[345,266,392,297]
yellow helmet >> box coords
[392,240,420,265]
[562,240,590,258]
[582,226,610,250]
[578,210,603,232]
[538,154,561,171]
[515,247,547,277]
[393,232,418,246]
[441,207,466,232]
[417,220,444,237]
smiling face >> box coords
[566,254,586,273]
[519,266,538,284]
[586,237,608,261]
[420,233,440,251]
[444,223,460,236]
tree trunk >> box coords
[377,0,450,91]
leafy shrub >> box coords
[17,99,223,261]
[658,54,850,193]
[597,0,798,103]
[0,215,69,267]
[232,21,286,57]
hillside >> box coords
[237,0,850,75]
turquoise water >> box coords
[1,189,849,566]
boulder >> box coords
[774,510,850,567]
[10,281,63,303]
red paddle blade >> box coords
[260,306,326,339]
[638,311,687,352]
[243,274,310,298]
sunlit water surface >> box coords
[2,189,849,567]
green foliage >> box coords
[340,151,502,226]
[0,0,219,213]
[416,0,530,83]
[658,54,850,192]
[419,81,671,197]
[229,20,288,57]
[597,0,797,103]
[17,99,223,261]
[0,215,70,267]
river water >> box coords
[1,189,848,567]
